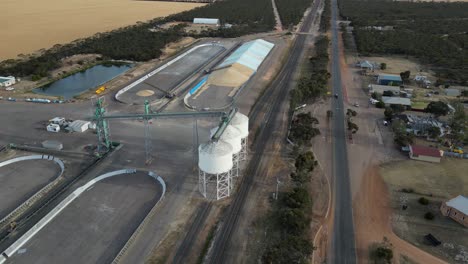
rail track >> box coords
[208,0,322,262]
[172,1,322,263]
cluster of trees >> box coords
[448,102,467,145]
[1,0,278,78]
[320,0,331,32]
[262,186,313,263]
[0,22,186,78]
[289,112,320,145]
[339,0,468,84]
[290,36,330,108]
[262,151,318,263]
[346,109,359,134]
[275,0,312,28]
[425,101,450,118]
[391,119,414,147]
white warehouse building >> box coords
[193,18,220,25]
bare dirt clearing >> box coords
[359,56,435,79]
[0,0,204,60]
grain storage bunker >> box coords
[210,125,242,178]
[198,140,233,200]
[230,112,249,161]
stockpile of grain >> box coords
[208,64,254,87]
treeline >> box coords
[320,0,330,32]
[262,146,319,263]
[275,0,312,28]
[290,36,330,108]
[0,24,185,78]
[339,1,468,25]
[0,0,276,78]
[339,0,468,84]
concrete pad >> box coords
[119,45,225,105]
[0,159,61,220]
[188,84,235,110]
[5,171,162,264]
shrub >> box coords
[401,188,414,193]
[375,246,393,263]
[375,101,385,108]
[418,197,429,205]
[424,212,435,220]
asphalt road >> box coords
[208,0,322,262]
[330,0,357,261]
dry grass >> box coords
[360,56,435,78]
[0,0,204,60]
[381,159,468,263]
[381,159,468,198]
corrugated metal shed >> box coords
[382,96,411,106]
[193,18,220,25]
[68,120,90,132]
[217,39,275,72]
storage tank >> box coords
[230,112,249,139]
[198,140,233,174]
[210,125,242,154]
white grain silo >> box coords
[210,125,242,178]
[198,140,233,200]
[230,112,249,161]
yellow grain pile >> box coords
[208,64,254,87]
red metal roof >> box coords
[410,145,441,157]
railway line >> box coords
[172,2,322,262]
[208,0,322,262]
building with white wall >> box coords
[193,18,220,26]
[0,76,16,87]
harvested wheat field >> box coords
[0,0,204,60]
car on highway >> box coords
[334,93,338,98]
[354,102,359,107]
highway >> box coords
[208,0,322,262]
[329,0,357,261]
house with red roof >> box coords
[409,145,442,163]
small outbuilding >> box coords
[445,88,461,97]
[377,73,403,86]
[382,96,411,108]
[357,60,374,71]
[193,18,220,26]
[42,140,63,150]
[68,120,90,132]
[440,195,468,227]
[409,145,442,163]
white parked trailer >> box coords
[46,124,60,133]
[193,18,220,25]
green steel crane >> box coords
[92,98,237,164]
